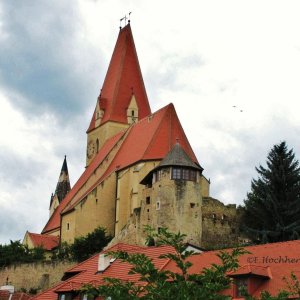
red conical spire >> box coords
[87,24,151,133]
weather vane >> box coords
[120,12,132,28]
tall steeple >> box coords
[86,23,151,165]
[49,156,71,217]
[87,23,151,132]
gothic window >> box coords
[131,110,135,116]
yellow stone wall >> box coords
[61,212,76,244]
[73,173,117,239]
[0,260,75,293]
[200,175,210,197]
[109,169,212,247]
[139,167,202,246]
[86,121,128,166]
[115,161,160,235]
[60,130,127,243]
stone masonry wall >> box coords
[0,260,75,293]
[201,197,240,249]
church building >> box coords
[24,21,240,249]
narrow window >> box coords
[96,139,99,153]
[131,110,135,116]
[146,197,151,205]
[66,223,70,231]
[152,172,157,184]
[156,201,160,210]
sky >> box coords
[0,0,300,244]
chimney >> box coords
[98,253,111,272]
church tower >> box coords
[86,23,151,166]
[49,156,71,217]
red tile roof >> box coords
[27,232,59,251]
[61,103,200,215]
[32,243,175,300]
[165,240,300,298]
[32,240,300,299]
[0,291,32,300]
[87,23,151,132]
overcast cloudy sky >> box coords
[0,0,300,244]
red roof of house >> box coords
[61,103,200,215]
[87,23,151,132]
[32,243,175,300]
[32,240,300,299]
[166,240,300,298]
[0,291,32,300]
[27,232,59,251]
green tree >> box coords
[52,227,112,262]
[0,240,45,267]
[243,141,300,243]
[83,227,249,300]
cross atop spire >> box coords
[120,12,132,29]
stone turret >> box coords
[139,142,203,246]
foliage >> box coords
[243,141,300,243]
[0,240,45,267]
[51,227,112,262]
[51,241,72,260]
[283,272,300,298]
[82,227,248,300]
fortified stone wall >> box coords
[201,197,241,249]
[0,260,75,293]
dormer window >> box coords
[229,265,271,298]
[235,277,248,297]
